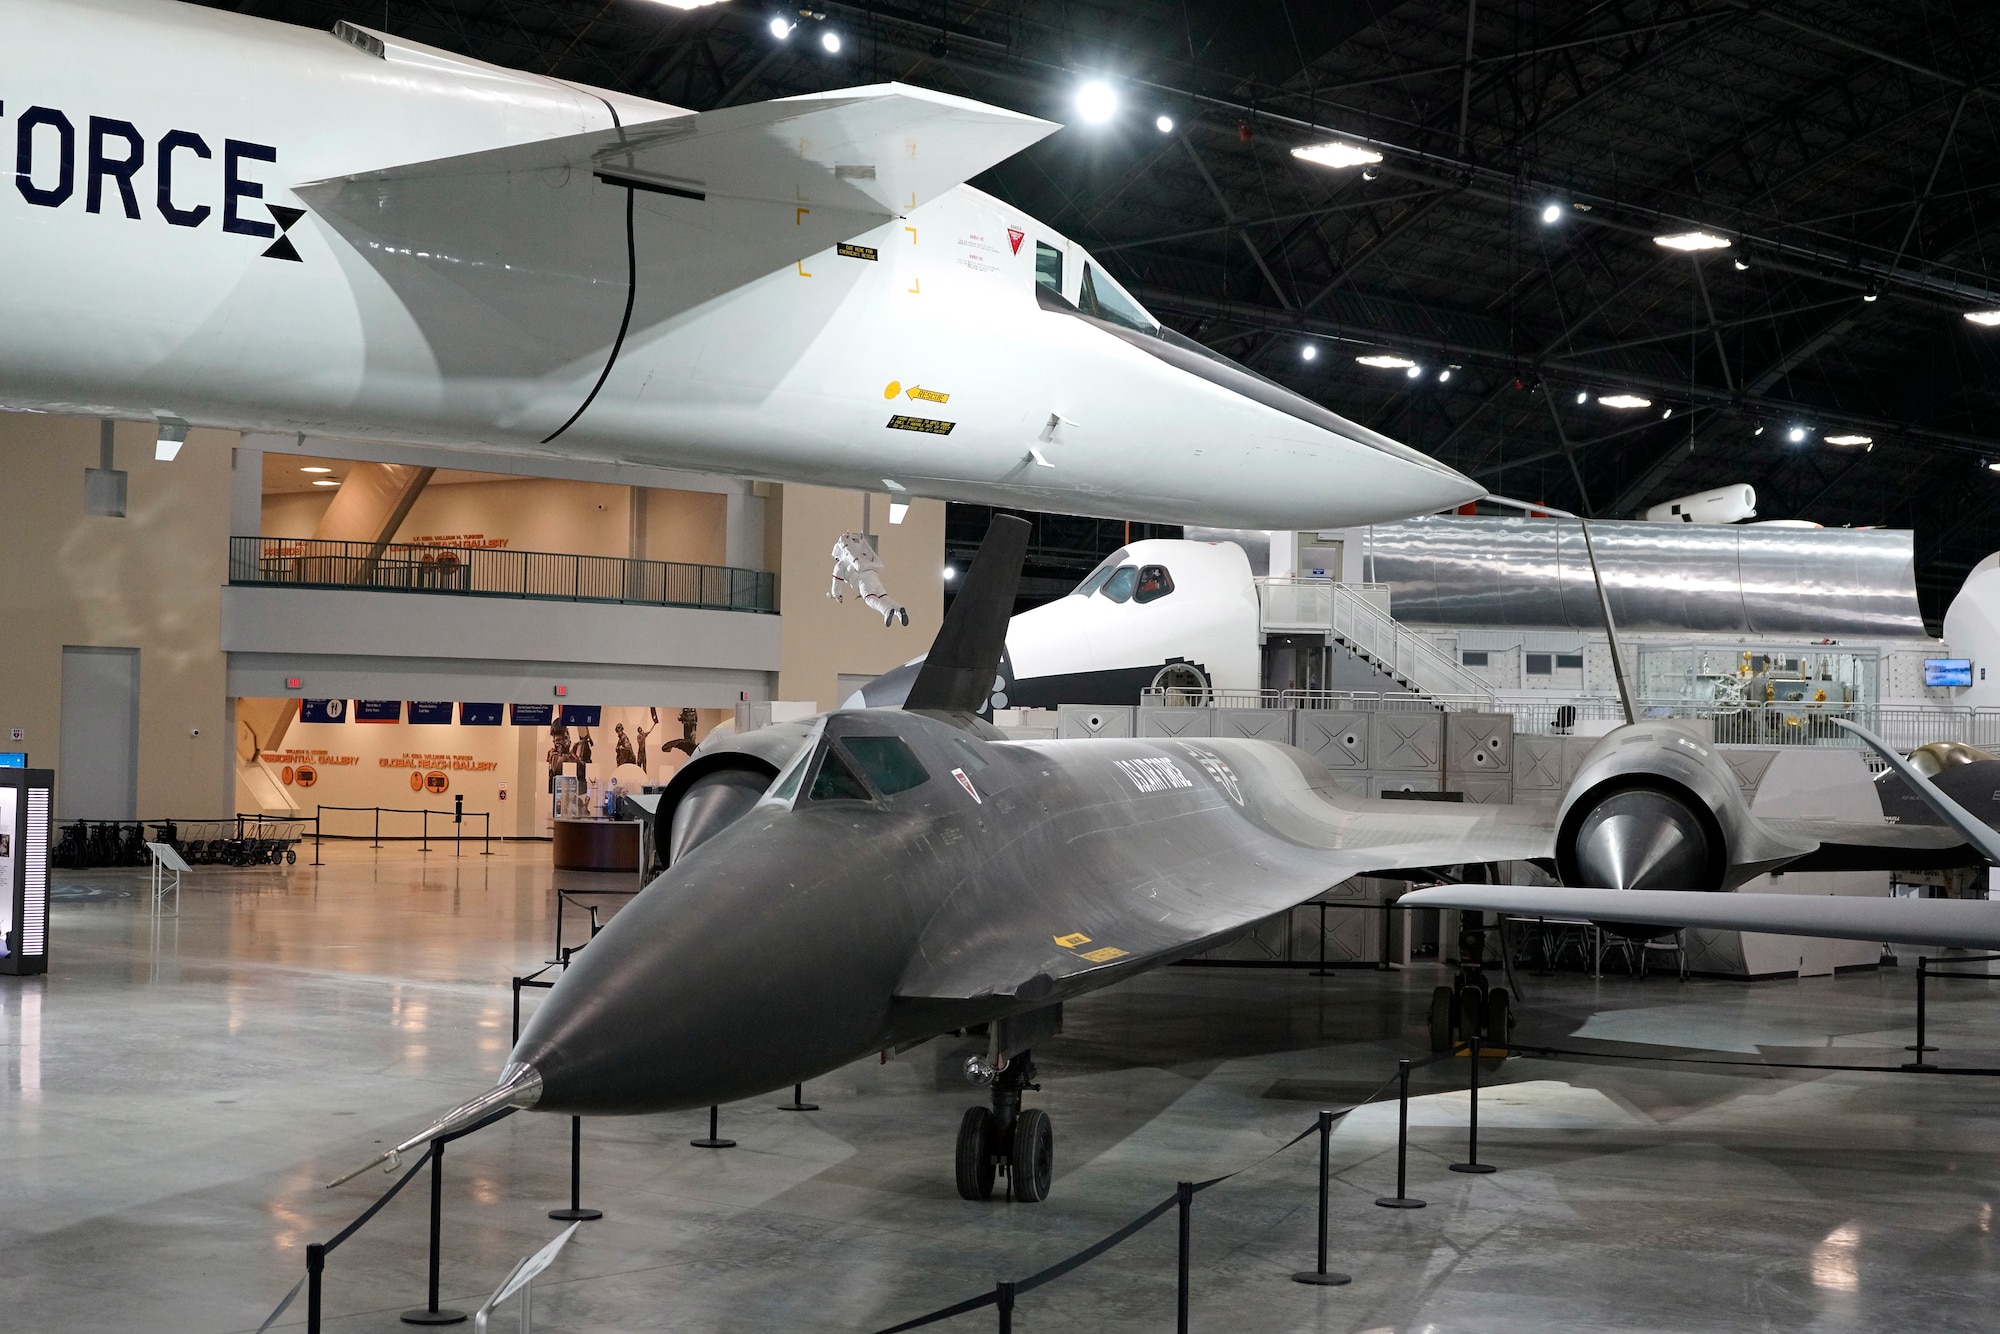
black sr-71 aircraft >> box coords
[336,517,2000,1203]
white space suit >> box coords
[830,530,908,627]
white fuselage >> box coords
[0,0,1480,528]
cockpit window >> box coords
[807,747,871,802]
[1072,548,1130,597]
[1079,263,1159,335]
[1134,565,1174,604]
[1100,565,1138,603]
[1035,241,1063,293]
[842,736,929,796]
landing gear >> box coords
[954,1050,1053,1202]
[1425,910,1515,1057]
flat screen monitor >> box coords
[0,753,21,768]
[1925,658,1973,687]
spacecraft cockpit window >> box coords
[842,736,930,796]
[1133,565,1174,604]
[1099,565,1139,603]
[1073,548,1131,597]
[1078,263,1159,335]
[1035,241,1063,294]
[807,747,872,802]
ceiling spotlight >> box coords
[820,28,840,52]
[1653,230,1731,252]
[768,16,792,38]
[1301,344,1317,362]
[647,0,727,9]
[1825,433,1872,446]
[1292,141,1383,170]
[1355,353,1416,369]
[1965,310,2000,327]
[1787,426,1807,443]
[1662,407,1673,419]
[1076,80,1117,125]
[312,478,340,487]
[1360,166,1379,181]
[1862,287,1879,302]
[943,565,957,581]
[1986,460,2000,474]
[154,417,189,461]
[299,465,332,474]
[1541,203,1562,224]
[1754,425,1765,435]
[1597,394,1652,409]
[1404,364,1422,378]
[1438,368,1452,382]
[1575,391,1587,404]
[1155,114,1174,134]
[1733,258,1750,271]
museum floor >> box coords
[6,847,2000,1332]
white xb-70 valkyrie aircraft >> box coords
[0,0,1482,528]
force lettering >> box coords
[1113,756,1192,794]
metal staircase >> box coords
[1257,579,1500,709]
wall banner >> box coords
[408,702,454,725]
[460,703,504,726]
[355,701,403,723]
[301,699,347,724]
[510,703,554,726]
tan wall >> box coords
[0,414,236,816]
[771,485,945,709]
[264,478,728,566]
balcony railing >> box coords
[229,537,777,614]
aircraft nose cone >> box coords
[508,817,912,1114]
[1572,788,1716,892]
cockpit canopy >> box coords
[1072,550,1176,605]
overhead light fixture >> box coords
[888,499,909,524]
[1355,354,1415,369]
[1652,230,1731,252]
[1986,460,2000,474]
[1438,368,1452,382]
[1575,391,1587,404]
[1662,407,1673,419]
[1155,115,1174,134]
[1825,433,1872,446]
[1076,80,1117,125]
[1754,425,1765,435]
[1733,258,1750,271]
[1965,310,2000,327]
[312,478,340,487]
[646,0,728,9]
[768,16,792,38]
[154,416,189,461]
[1300,344,1317,362]
[1540,203,1562,224]
[820,29,840,52]
[1787,426,1807,442]
[1404,364,1422,378]
[299,465,332,474]
[1291,141,1382,170]
[943,565,957,581]
[1597,393,1651,409]
[1862,288,1879,302]
[1359,166,1379,180]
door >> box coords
[59,646,140,819]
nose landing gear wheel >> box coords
[955,1107,996,1200]
[1010,1108,1054,1203]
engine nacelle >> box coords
[653,719,817,865]
[1554,722,1815,893]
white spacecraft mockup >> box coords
[0,0,1481,529]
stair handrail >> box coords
[1257,579,1497,707]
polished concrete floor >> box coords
[6,846,2000,1332]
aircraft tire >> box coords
[1010,1108,1054,1203]
[955,1107,997,1200]
[1428,986,1454,1053]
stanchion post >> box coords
[777,1082,819,1111]
[312,812,322,866]
[1376,1058,1427,1208]
[995,1281,1014,1334]
[691,1104,736,1149]
[1450,1026,1497,1175]
[306,1242,324,1334]
[400,1139,466,1324]
[421,808,430,854]
[1905,955,1938,1067]
[512,976,522,1045]
[549,1116,604,1222]
[1176,1181,1193,1333]
[483,812,492,857]
[373,806,381,850]
[1292,1111,1352,1285]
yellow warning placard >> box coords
[1053,932,1091,948]
[887,415,954,435]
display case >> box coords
[0,767,53,976]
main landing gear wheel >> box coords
[1428,985,1456,1053]
[956,1107,997,1200]
[1010,1108,1054,1204]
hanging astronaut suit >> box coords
[829,530,908,627]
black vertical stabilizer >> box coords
[902,515,1030,714]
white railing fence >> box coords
[1257,579,1498,707]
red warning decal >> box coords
[1007,227,1024,255]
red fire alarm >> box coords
[285,677,302,690]
[553,685,568,697]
